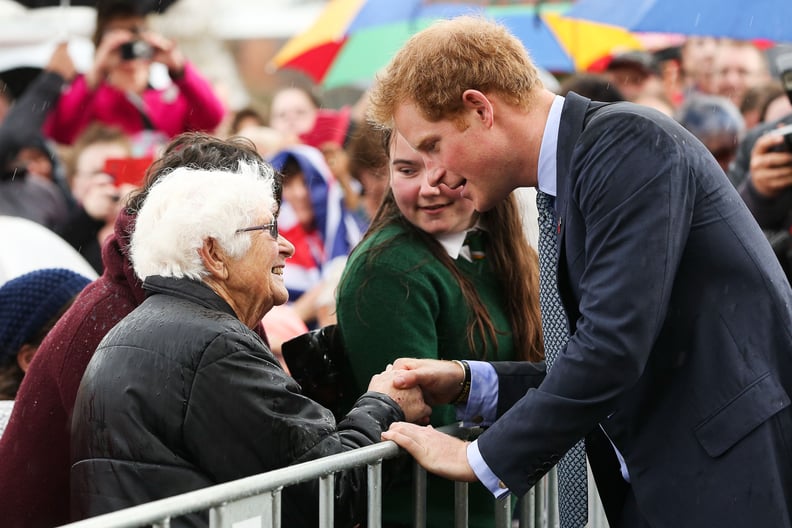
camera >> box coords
[119,40,154,61]
[767,123,792,153]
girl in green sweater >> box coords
[336,128,543,527]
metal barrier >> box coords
[58,440,609,528]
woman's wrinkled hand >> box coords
[368,365,431,424]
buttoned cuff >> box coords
[456,360,498,426]
[468,439,510,498]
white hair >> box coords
[131,161,277,281]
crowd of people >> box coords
[1,2,791,527]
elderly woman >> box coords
[70,162,430,527]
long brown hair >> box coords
[348,129,543,362]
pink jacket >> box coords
[43,62,225,145]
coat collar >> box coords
[142,275,237,319]
[555,91,593,236]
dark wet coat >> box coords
[70,275,403,527]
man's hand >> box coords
[382,423,477,482]
[391,358,465,406]
[368,366,431,424]
[749,130,792,197]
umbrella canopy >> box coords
[566,0,792,43]
[272,0,643,88]
[11,0,178,13]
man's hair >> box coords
[130,162,277,281]
[368,16,543,127]
[126,132,279,213]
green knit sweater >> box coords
[337,223,519,527]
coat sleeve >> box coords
[172,62,225,133]
[183,329,403,527]
[478,110,696,496]
[42,75,97,145]
[0,71,65,165]
[739,179,792,230]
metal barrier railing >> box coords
[58,437,608,528]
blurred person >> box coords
[269,85,321,138]
[269,144,363,327]
[236,124,298,159]
[633,92,675,117]
[729,109,792,281]
[762,91,792,124]
[367,16,792,528]
[0,80,11,124]
[675,93,745,172]
[0,133,274,528]
[55,124,135,273]
[652,45,685,109]
[0,146,69,230]
[603,50,664,102]
[680,36,721,96]
[0,269,90,400]
[346,120,391,224]
[713,39,771,108]
[0,43,78,228]
[269,84,353,150]
[70,161,430,527]
[228,105,265,136]
[319,142,365,223]
[739,80,786,130]
[559,72,625,102]
[43,1,224,150]
[336,129,542,527]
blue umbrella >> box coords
[566,0,792,42]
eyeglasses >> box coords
[235,219,278,240]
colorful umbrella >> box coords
[565,0,792,43]
[272,0,643,88]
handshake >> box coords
[368,358,469,425]
[369,358,480,483]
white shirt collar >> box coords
[435,223,486,262]
[537,95,564,198]
[437,230,468,260]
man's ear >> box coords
[461,89,494,127]
[17,344,36,373]
[198,237,229,280]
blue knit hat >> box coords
[0,268,91,360]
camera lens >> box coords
[120,41,153,61]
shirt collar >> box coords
[437,230,468,260]
[537,95,564,198]
[435,223,486,262]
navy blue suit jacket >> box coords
[477,93,792,527]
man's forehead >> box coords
[393,103,445,150]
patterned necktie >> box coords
[536,190,588,528]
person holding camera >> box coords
[42,2,224,150]
[54,124,134,274]
[728,111,792,282]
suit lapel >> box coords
[555,92,591,255]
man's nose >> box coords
[419,174,441,196]
[424,159,445,188]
